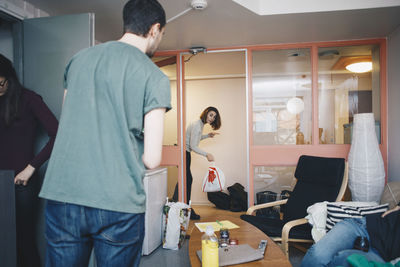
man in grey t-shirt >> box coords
[40,1,171,266]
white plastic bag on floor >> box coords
[162,200,191,250]
[202,164,225,192]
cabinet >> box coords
[142,168,168,255]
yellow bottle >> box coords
[201,225,219,267]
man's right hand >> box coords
[381,205,400,218]
[206,153,215,162]
[208,132,219,138]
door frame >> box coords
[158,48,250,204]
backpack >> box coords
[227,183,248,212]
[207,192,231,210]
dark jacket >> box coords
[366,202,400,262]
[0,89,58,174]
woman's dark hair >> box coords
[0,54,23,126]
[200,106,221,130]
[123,0,166,37]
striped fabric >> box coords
[326,203,389,231]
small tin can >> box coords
[219,228,230,247]
[229,239,239,245]
[220,228,229,240]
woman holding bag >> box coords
[0,53,58,267]
[174,106,221,220]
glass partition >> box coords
[166,166,179,199]
[254,166,296,205]
[252,49,312,145]
[318,45,381,144]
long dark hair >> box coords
[200,106,221,130]
[0,54,23,126]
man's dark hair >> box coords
[123,0,166,37]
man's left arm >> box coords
[142,108,166,169]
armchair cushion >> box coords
[281,156,345,223]
[241,155,346,256]
[295,155,345,186]
[240,214,312,240]
[283,181,342,223]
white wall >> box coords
[388,25,400,182]
[186,78,247,205]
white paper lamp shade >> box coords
[348,113,385,202]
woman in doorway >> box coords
[185,106,221,220]
[0,54,58,267]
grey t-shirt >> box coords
[40,41,171,213]
[186,119,209,157]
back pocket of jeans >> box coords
[100,211,144,244]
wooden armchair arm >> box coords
[281,218,309,257]
[246,199,288,215]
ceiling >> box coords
[24,0,400,51]
[232,0,400,16]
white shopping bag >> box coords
[202,164,225,192]
[162,200,191,250]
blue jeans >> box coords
[301,218,385,267]
[45,200,145,267]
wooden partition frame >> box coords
[155,51,184,201]
[247,39,387,206]
[156,38,388,207]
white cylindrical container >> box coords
[142,167,167,255]
[348,113,385,202]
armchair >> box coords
[241,155,348,258]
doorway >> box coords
[182,50,248,205]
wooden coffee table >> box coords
[188,214,291,266]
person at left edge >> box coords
[0,53,58,267]
[39,0,171,266]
